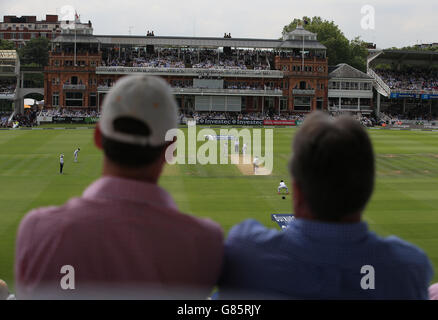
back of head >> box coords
[290,111,375,222]
[0,280,9,300]
[99,75,178,168]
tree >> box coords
[0,39,15,50]
[282,16,368,72]
[18,37,50,67]
[349,37,369,72]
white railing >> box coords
[98,86,283,96]
[96,66,284,78]
[172,88,283,96]
[368,68,391,97]
[329,105,372,111]
[8,111,16,123]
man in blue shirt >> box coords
[218,111,433,299]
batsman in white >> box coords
[74,148,81,162]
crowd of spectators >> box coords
[378,112,402,125]
[100,78,281,91]
[12,110,37,127]
[38,108,100,118]
[101,48,272,71]
[182,111,313,123]
[133,57,185,69]
[223,82,280,91]
[0,112,11,127]
[0,80,16,94]
[376,68,438,92]
[378,109,435,124]
[329,111,375,127]
[276,49,326,60]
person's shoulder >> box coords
[17,205,66,249]
[18,198,83,237]
[227,219,280,245]
[19,205,61,231]
[174,209,224,241]
[378,234,431,268]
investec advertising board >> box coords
[197,119,264,126]
[196,119,297,126]
[390,93,438,100]
[37,117,100,124]
[263,120,296,126]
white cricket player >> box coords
[223,140,228,156]
[74,148,80,162]
[278,180,289,194]
[253,156,259,174]
[59,153,64,174]
[234,139,239,153]
[242,143,247,155]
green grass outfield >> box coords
[1,127,438,289]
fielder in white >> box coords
[74,148,80,162]
[278,180,289,194]
[253,156,259,174]
[242,143,247,155]
[234,139,239,153]
[59,153,64,174]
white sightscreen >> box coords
[195,96,242,112]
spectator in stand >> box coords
[15,75,223,299]
[218,111,433,299]
[0,80,17,94]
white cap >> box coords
[99,75,178,147]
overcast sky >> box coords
[1,0,436,48]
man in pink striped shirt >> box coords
[15,75,223,299]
